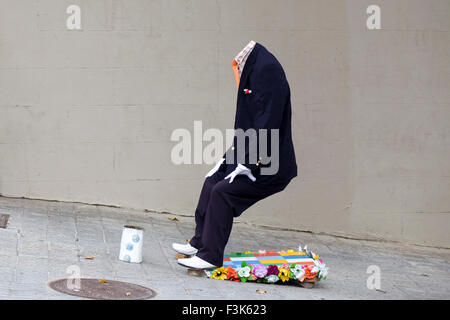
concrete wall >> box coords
[0,0,449,247]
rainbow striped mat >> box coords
[222,250,315,269]
[202,248,328,285]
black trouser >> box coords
[189,170,290,266]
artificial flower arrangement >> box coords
[207,245,328,285]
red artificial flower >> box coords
[224,266,240,282]
[303,267,318,279]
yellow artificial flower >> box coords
[244,251,252,254]
[211,267,228,280]
[278,268,291,282]
[286,249,294,253]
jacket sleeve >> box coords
[240,63,288,176]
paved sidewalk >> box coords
[0,196,449,300]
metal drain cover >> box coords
[48,278,157,300]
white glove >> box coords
[224,163,256,183]
[205,158,225,178]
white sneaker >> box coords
[172,242,198,255]
[178,255,217,269]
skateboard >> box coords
[176,249,327,288]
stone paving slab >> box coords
[0,196,449,300]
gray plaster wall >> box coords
[0,0,449,247]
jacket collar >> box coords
[238,42,262,92]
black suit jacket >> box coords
[221,42,297,184]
